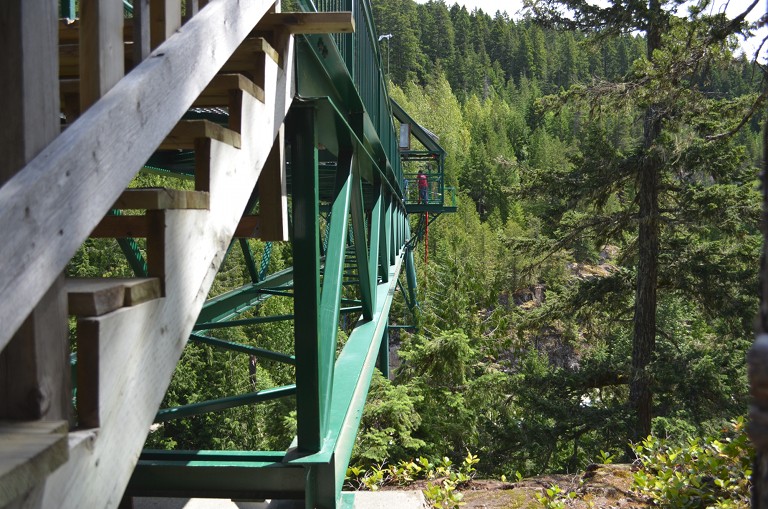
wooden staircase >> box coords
[0,0,360,506]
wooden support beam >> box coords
[150,0,181,50]
[0,1,60,186]
[256,12,355,34]
[114,188,210,210]
[79,0,125,111]
[159,120,241,150]
[258,126,289,241]
[234,216,262,238]
[133,0,151,63]
[0,421,68,508]
[0,276,70,424]
[0,16,70,503]
[65,278,162,317]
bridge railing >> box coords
[307,0,402,189]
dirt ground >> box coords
[458,464,650,509]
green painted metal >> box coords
[289,105,324,454]
[378,192,390,284]
[155,385,297,423]
[239,239,260,283]
[110,210,148,277]
[318,148,354,429]
[406,246,418,309]
[189,334,296,365]
[125,0,446,505]
[368,178,382,297]
[378,326,390,379]
[60,0,76,18]
[350,160,374,319]
[259,242,273,281]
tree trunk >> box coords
[629,0,663,443]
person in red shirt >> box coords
[417,169,428,204]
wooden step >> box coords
[159,120,241,150]
[114,188,210,210]
[92,215,264,239]
[255,12,355,34]
[221,37,280,82]
[65,278,162,317]
[0,420,68,508]
[193,73,265,107]
[62,73,264,119]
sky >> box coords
[413,0,763,19]
[412,0,766,57]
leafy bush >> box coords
[346,452,479,509]
[631,418,752,508]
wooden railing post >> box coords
[0,0,70,424]
[150,0,182,50]
[79,0,125,111]
[134,0,151,63]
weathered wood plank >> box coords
[234,216,262,238]
[90,216,152,238]
[133,0,151,63]
[257,12,355,34]
[114,188,210,210]
[59,42,134,78]
[1,1,60,185]
[150,0,181,50]
[0,422,68,508]
[79,0,125,111]
[0,16,70,502]
[258,126,289,241]
[58,18,134,43]
[41,45,295,498]
[2,1,294,507]
[193,73,265,107]
[92,214,268,239]
[65,278,162,317]
[183,0,199,23]
[0,422,67,435]
[159,120,242,150]
[222,37,280,81]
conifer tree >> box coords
[525,0,763,442]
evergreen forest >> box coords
[67,0,767,490]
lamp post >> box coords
[378,33,393,77]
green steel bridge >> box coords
[0,0,454,508]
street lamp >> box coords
[378,33,393,77]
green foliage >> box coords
[346,453,479,509]
[536,484,577,509]
[352,370,425,464]
[631,418,752,508]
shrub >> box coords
[631,417,752,508]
